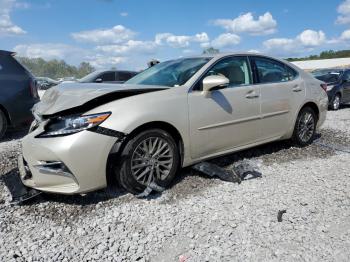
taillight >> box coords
[320,83,327,92]
[29,79,39,99]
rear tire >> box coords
[115,129,180,194]
[0,109,8,140]
[292,107,317,146]
[330,94,341,110]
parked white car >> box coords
[19,53,328,194]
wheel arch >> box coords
[300,101,319,120]
[105,121,185,186]
[0,104,11,125]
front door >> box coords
[188,56,261,159]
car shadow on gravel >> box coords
[0,130,27,144]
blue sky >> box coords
[1,0,350,70]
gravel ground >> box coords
[1,108,350,261]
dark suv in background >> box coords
[312,68,350,110]
[0,50,39,139]
[79,69,138,84]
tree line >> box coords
[286,50,350,61]
[17,57,95,80]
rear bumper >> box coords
[20,127,119,194]
[317,95,328,130]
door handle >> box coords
[246,90,259,99]
[292,85,302,92]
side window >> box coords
[204,56,252,88]
[253,57,296,83]
[117,72,131,82]
[343,71,350,81]
[99,72,115,82]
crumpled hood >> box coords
[34,82,168,117]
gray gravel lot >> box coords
[1,107,350,261]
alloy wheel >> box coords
[130,137,174,185]
[297,111,315,143]
[333,95,340,110]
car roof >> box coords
[0,50,15,56]
[183,52,264,59]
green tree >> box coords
[203,47,220,55]
[286,49,350,62]
[77,62,95,78]
[16,57,95,79]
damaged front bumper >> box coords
[3,158,42,203]
[19,123,122,194]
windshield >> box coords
[312,70,342,83]
[126,57,212,87]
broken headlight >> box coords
[37,112,111,138]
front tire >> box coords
[330,94,341,110]
[0,109,8,140]
[115,129,180,194]
[292,107,317,146]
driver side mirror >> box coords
[95,78,103,83]
[202,75,229,96]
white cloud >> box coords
[120,12,128,17]
[213,12,277,36]
[248,49,261,53]
[296,30,326,47]
[0,0,27,36]
[210,33,240,48]
[85,54,126,69]
[96,40,157,55]
[263,38,296,54]
[183,49,195,54]
[71,25,136,44]
[13,43,87,61]
[200,42,211,49]
[13,43,128,69]
[263,30,327,55]
[336,0,350,24]
[341,29,350,40]
[155,32,209,48]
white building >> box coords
[291,58,350,71]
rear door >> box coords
[250,56,303,140]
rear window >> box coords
[0,54,31,77]
[118,72,133,81]
[313,71,341,84]
[253,56,297,83]
[315,73,340,83]
[99,72,115,82]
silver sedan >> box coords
[19,53,328,194]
